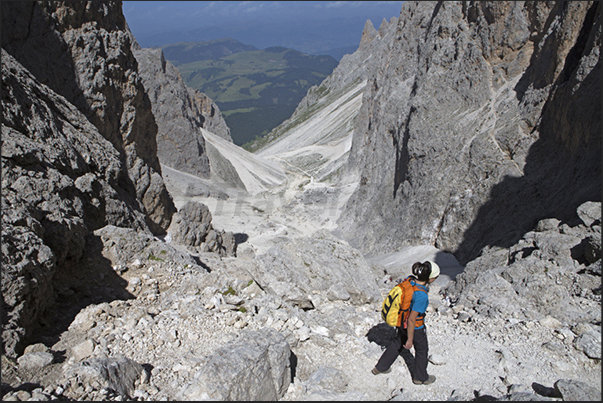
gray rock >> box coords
[1,49,147,357]
[359,19,379,47]
[17,352,54,370]
[64,355,144,399]
[92,225,201,270]
[336,1,600,265]
[250,230,381,305]
[179,328,291,401]
[554,379,602,402]
[573,331,601,360]
[503,391,551,401]
[23,343,49,354]
[444,201,602,327]
[535,218,561,232]
[584,260,601,276]
[1,1,180,357]
[577,201,601,227]
[168,201,236,257]
[69,339,96,362]
[2,1,176,235]
[457,312,471,322]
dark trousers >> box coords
[375,326,429,382]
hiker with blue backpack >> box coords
[372,261,440,385]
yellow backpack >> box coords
[381,276,427,328]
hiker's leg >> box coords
[398,327,416,375]
[375,327,403,372]
[412,327,429,382]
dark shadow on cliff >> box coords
[453,2,601,264]
[454,129,600,265]
[30,232,135,348]
[454,70,600,265]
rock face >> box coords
[179,328,291,401]
[1,1,176,235]
[1,1,186,358]
[131,44,233,179]
[339,1,601,264]
[1,1,601,401]
[249,231,381,307]
[1,49,151,358]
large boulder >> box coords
[63,355,144,399]
[444,202,601,331]
[178,328,291,401]
[168,201,237,257]
[554,379,601,401]
[249,230,381,306]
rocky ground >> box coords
[1,166,600,401]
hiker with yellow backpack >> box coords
[372,261,440,385]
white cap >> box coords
[428,261,440,279]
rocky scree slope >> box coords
[0,202,600,401]
[252,16,400,186]
[1,0,601,401]
[2,49,152,359]
[339,1,601,264]
[2,0,175,359]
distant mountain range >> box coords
[159,39,339,147]
[130,12,386,61]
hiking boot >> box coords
[372,367,391,375]
[413,375,436,385]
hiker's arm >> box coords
[403,310,419,349]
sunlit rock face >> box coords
[132,44,232,179]
[339,1,600,264]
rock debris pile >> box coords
[1,201,600,401]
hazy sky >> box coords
[123,1,404,54]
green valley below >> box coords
[159,39,339,148]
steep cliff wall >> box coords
[339,1,601,263]
[131,44,233,179]
[1,50,151,357]
[1,1,177,357]
[1,1,175,234]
